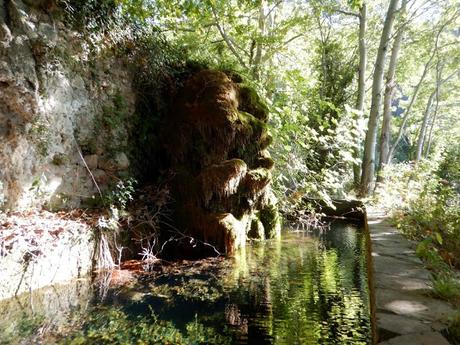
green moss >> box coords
[248,168,270,181]
[241,168,271,197]
[237,111,267,136]
[51,153,68,166]
[255,156,275,170]
[259,204,281,239]
[238,85,269,121]
[223,70,243,83]
[248,213,265,240]
[98,93,128,130]
[259,132,273,150]
[234,111,270,163]
[29,118,51,157]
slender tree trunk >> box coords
[387,11,459,162]
[251,0,266,81]
[376,0,407,183]
[359,0,400,196]
[421,67,458,158]
[387,59,431,161]
[415,91,435,161]
[425,85,440,157]
[355,3,367,116]
[353,3,367,188]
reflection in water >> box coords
[0,221,371,345]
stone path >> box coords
[368,212,456,345]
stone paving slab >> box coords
[378,332,451,345]
[374,272,431,291]
[376,313,434,336]
[376,288,455,321]
[368,213,455,345]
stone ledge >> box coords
[0,211,95,300]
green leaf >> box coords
[434,232,443,245]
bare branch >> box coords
[265,0,283,19]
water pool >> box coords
[0,221,371,345]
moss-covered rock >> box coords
[243,168,272,197]
[198,159,247,206]
[259,202,281,240]
[255,150,275,169]
[248,213,265,240]
[238,85,269,121]
[160,69,280,256]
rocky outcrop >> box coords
[162,70,281,255]
[0,0,135,210]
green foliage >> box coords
[390,168,460,267]
[58,0,120,32]
[55,0,459,227]
[272,103,365,212]
[432,275,460,301]
[437,144,460,193]
[0,312,45,345]
[445,313,460,345]
[105,177,137,210]
[380,145,460,302]
[98,93,129,130]
[29,117,51,158]
[310,39,357,133]
[29,174,48,199]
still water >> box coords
[0,221,371,345]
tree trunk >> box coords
[387,11,459,162]
[386,58,431,161]
[251,0,266,81]
[376,0,407,183]
[353,3,367,188]
[415,91,435,161]
[425,86,440,157]
[359,0,400,196]
[421,66,458,158]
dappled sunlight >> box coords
[1,0,459,344]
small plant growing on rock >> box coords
[29,117,52,157]
[105,177,137,210]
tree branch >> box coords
[210,6,249,70]
[333,8,360,17]
[265,0,283,19]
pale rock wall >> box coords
[0,215,93,300]
[0,0,136,210]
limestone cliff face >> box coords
[0,0,136,210]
